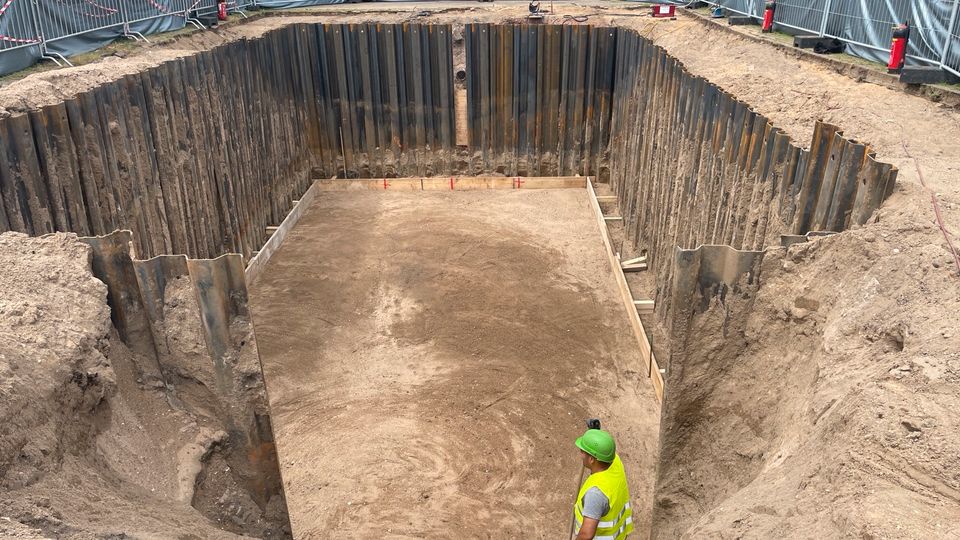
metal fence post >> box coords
[942,0,960,69]
[28,0,72,66]
[28,0,47,59]
[819,0,833,37]
[119,1,149,42]
[120,1,130,38]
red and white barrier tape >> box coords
[0,34,40,44]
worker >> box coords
[572,429,633,540]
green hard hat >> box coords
[575,429,616,463]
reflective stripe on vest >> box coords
[573,455,634,539]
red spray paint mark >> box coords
[383,178,389,190]
[450,177,455,190]
[514,177,525,189]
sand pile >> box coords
[0,232,283,538]
[655,183,960,538]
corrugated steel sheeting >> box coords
[0,23,455,260]
[0,25,324,260]
[78,229,290,526]
[0,21,896,270]
[464,23,617,177]
[605,28,897,325]
[312,23,456,177]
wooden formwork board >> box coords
[587,180,664,403]
[315,176,588,191]
[245,179,326,284]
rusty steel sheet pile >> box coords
[77,230,290,525]
[605,28,897,328]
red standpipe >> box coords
[218,1,228,21]
[761,1,776,33]
[887,22,910,73]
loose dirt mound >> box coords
[0,232,263,538]
[654,185,960,538]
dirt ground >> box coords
[248,189,661,538]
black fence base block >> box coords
[728,15,757,26]
[794,35,838,49]
[899,66,960,85]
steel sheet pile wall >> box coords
[79,229,291,535]
[464,23,617,177]
[606,29,897,323]
[0,25,323,260]
[311,23,456,178]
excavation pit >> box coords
[4,8,953,540]
[249,187,661,537]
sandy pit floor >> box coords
[248,188,660,538]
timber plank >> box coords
[313,176,589,191]
[587,179,663,403]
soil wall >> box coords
[78,230,291,536]
[0,232,290,538]
[650,217,960,538]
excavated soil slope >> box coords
[655,203,960,539]
[249,189,661,538]
[0,233,256,538]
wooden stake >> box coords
[633,300,655,314]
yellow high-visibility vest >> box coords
[573,454,634,540]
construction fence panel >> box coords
[37,0,127,59]
[772,0,827,34]
[947,2,960,76]
[188,0,220,17]
[0,0,355,76]
[711,0,960,75]
[31,0,191,60]
[820,0,951,66]
[0,0,42,73]
[252,0,347,7]
[122,0,189,35]
[716,0,764,18]
[233,0,258,12]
